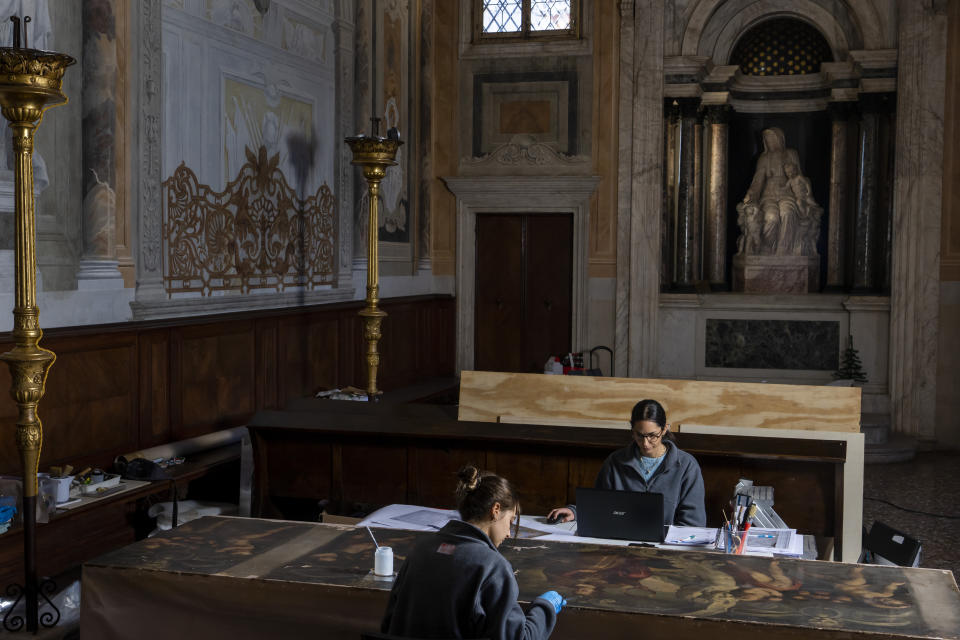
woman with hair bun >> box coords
[547,399,706,527]
[381,466,565,640]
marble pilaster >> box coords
[79,0,124,288]
[827,103,853,289]
[416,0,432,272]
[615,0,664,377]
[334,4,356,285]
[703,105,729,289]
[890,0,947,440]
[132,0,164,303]
[673,97,700,289]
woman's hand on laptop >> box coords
[545,507,574,524]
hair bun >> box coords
[457,465,481,492]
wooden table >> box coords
[81,516,960,640]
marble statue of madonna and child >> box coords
[733,127,823,293]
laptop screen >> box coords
[575,487,665,542]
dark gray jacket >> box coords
[573,440,706,527]
[381,520,557,640]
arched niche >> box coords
[680,0,887,62]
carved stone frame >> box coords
[443,175,599,373]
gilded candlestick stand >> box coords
[0,17,74,633]
[345,119,402,399]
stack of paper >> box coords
[358,504,459,531]
[663,526,720,546]
[741,527,804,557]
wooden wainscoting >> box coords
[0,295,455,476]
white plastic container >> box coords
[374,546,394,576]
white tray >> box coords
[80,473,122,496]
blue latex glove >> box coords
[0,505,16,524]
[538,590,567,614]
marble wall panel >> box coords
[586,276,615,372]
[616,0,665,377]
[589,1,618,278]
[473,73,575,155]
[161,3,336,194]
[704,319,839,370]
[37,0,84,291]
[942,0,960,281]
[429,0,458,276]
[890,0,946,440]
[935,282,960,448]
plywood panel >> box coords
[459,370,861,432]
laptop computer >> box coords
[575,487,665,542]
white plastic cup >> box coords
[374,546,393,576]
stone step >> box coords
[865,433,917,464]
[861,412,890,445]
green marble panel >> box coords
[705,319,839,370]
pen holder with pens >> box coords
[718,525,739,554]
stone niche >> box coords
[732,255,819,293]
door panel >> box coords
[474,214,573,372]
[524,215,573,372]
[475,215,524,371]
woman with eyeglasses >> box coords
[546,399,706,527]
[381,465,566,640]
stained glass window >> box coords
[483,0,522,33]
[478,0,576,38]
[530,1,571,31]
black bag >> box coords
[115,456,169,481]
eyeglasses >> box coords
[632,428,664,442]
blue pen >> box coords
[755,534,775,538]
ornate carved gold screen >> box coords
[162,145,337,297]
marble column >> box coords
[826,102,853,290]
[673,98,700,289]
[703,105,729,289]
[660,100,678,291]
[890,0,947,440]
[78,0,124,288]
[615,0,664,377]
[852,94,883,291]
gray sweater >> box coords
[381,520,557,640]
[574,439,706,527]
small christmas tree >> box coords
[834,335,868,384]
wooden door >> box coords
[474,214,573,372]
